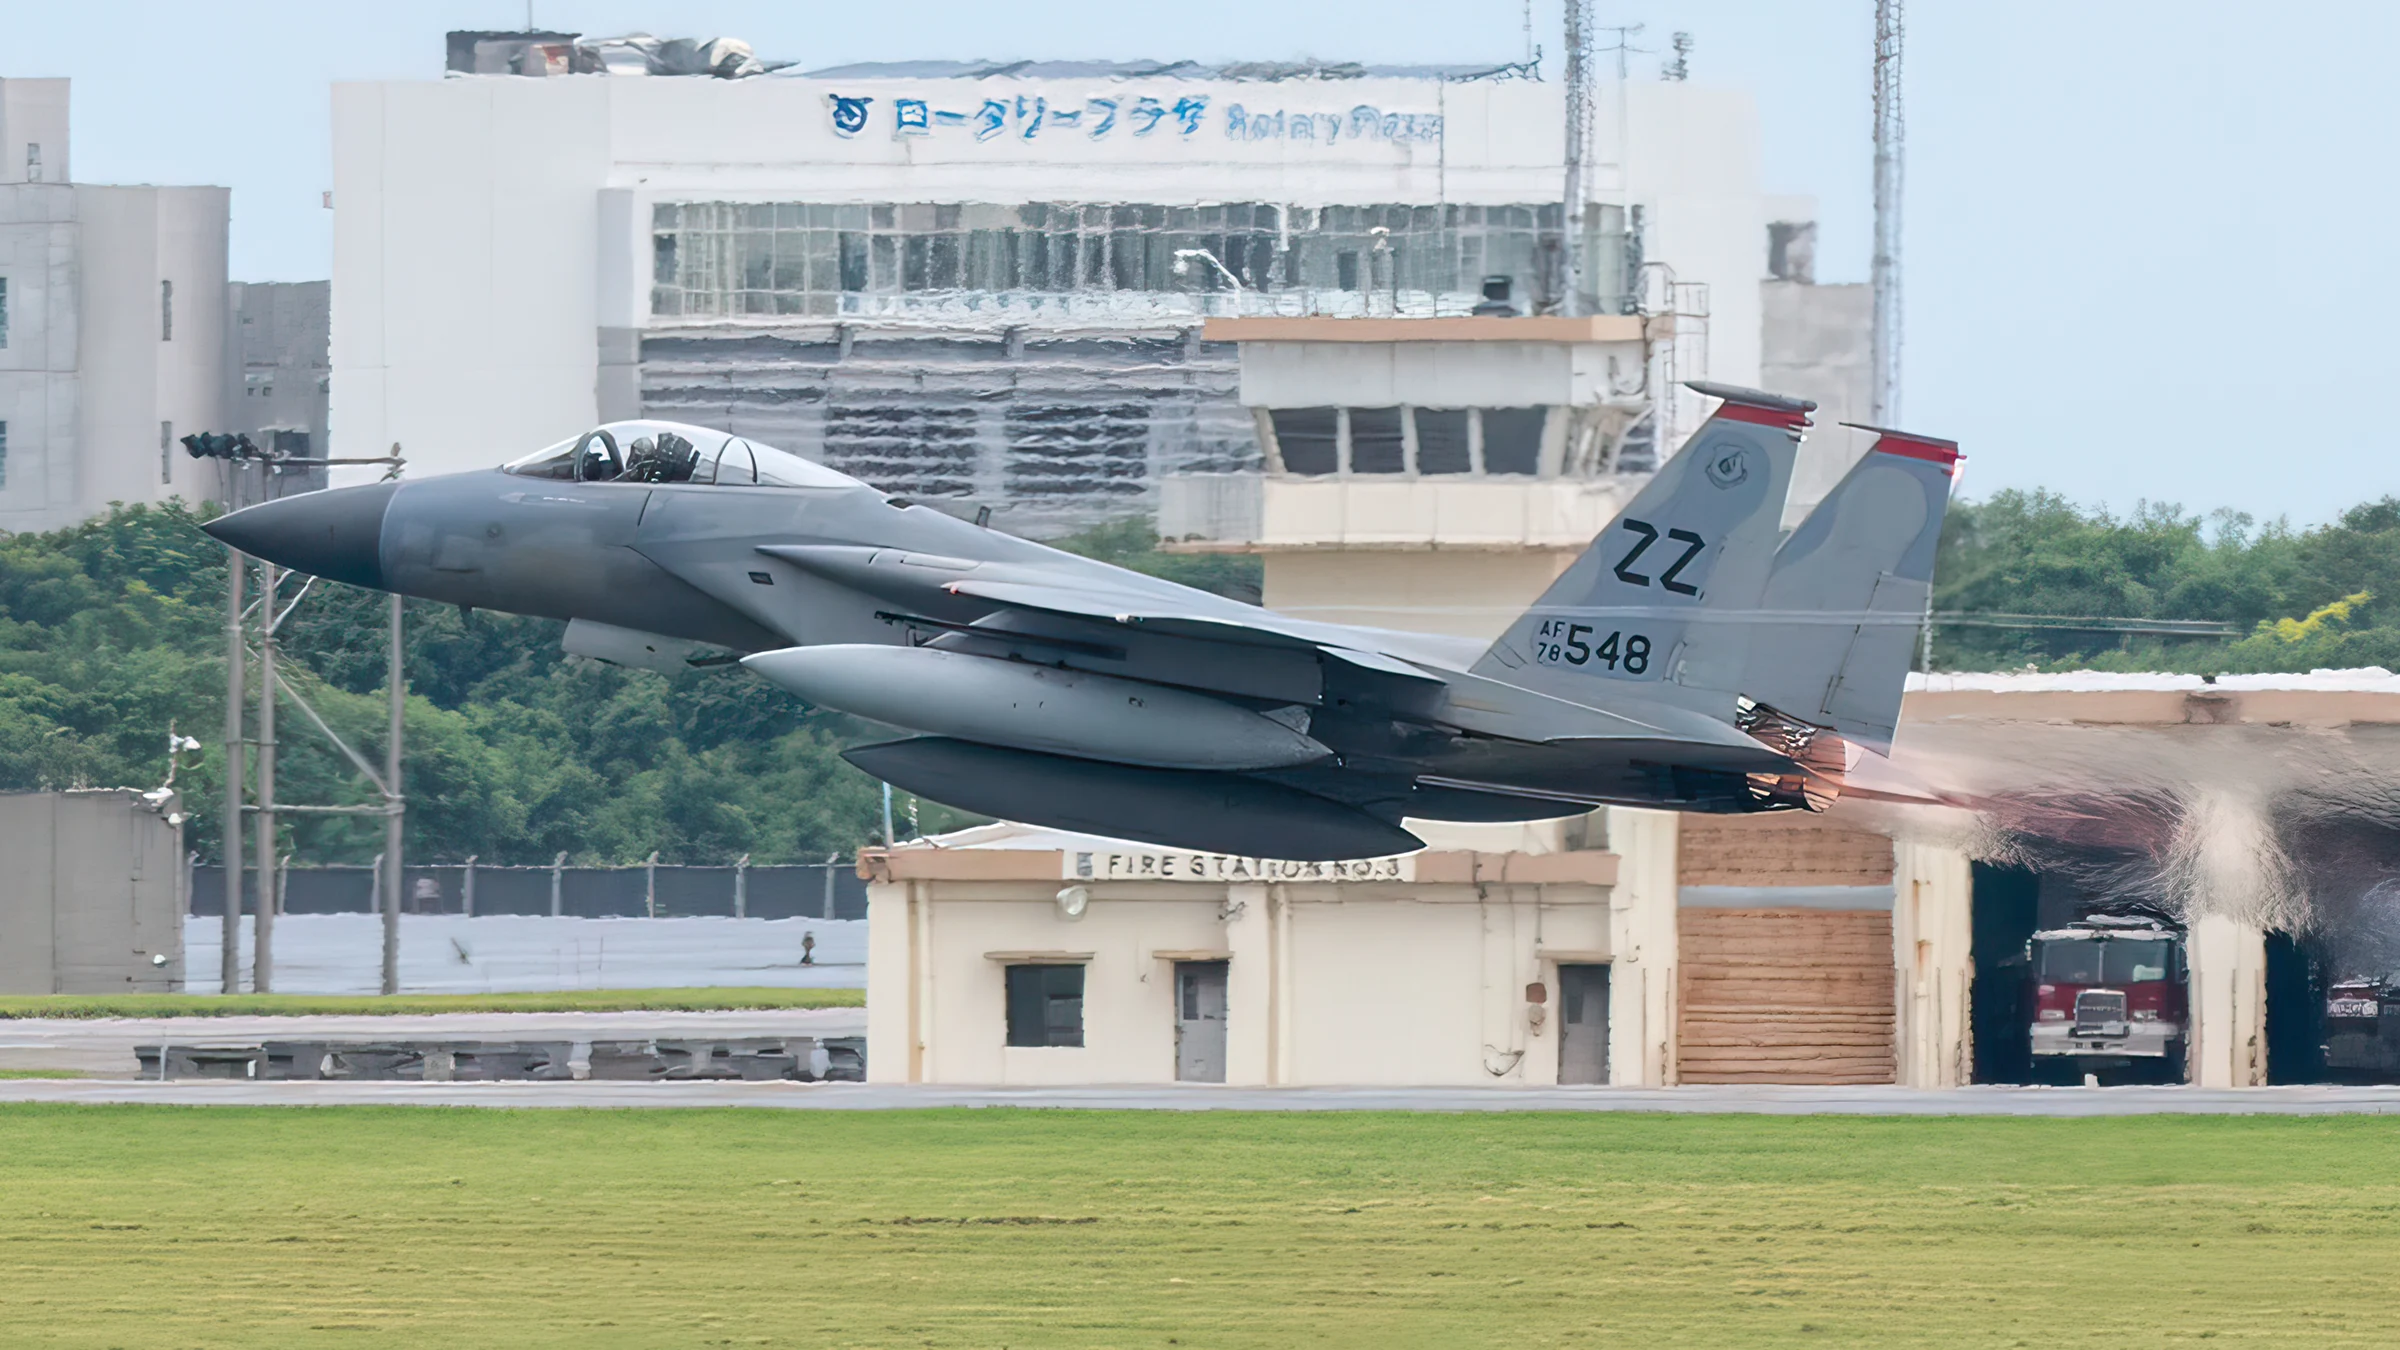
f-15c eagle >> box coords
[204,383,1957,860]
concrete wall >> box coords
[331,73,1771,480]
[868,866,1617,1088]
[0,183,77,529]
[77,185,229,518]
[1236,338,1648,410]
[0,180,228,532]
[2189,913,2269,1087]
[226,280,331,471]
[0,791,181,994]
[330,78,613,484]
[1607,808,1680,1086]
[1892,841,1974,1088]
[1761,277,1873,524]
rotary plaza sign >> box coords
[826,90,1444,147]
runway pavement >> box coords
[0,1007,868,1075]
[7,1079,2400,1115]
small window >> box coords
[0,420,9,490]
[1348,407,1405,474]
[160,421,173,485]
[160,279,173,341]
[1482,407,1547,475]
[1005,963,1085,1047]
[1270,407,1339,476]
[1416,408,1471,474]
[0,275,10,349]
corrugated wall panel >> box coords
[1677,816,1896,888]
[1679,908,1897,1085]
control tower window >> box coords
[1481,408,1547,476]
[1270,407,1338,476]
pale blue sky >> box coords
[12,2,2394,524]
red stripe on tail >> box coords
[1874,437,1962,470]
[1713,402,1811,431]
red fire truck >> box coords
[2324,975,2400,1079]
[2026,915,2187,1082]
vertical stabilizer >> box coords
[1473,383,1811,720]
[1737,425,1961,753]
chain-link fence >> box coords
[189,860,866,921]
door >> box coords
[1174,961,1229,1083]
[1558,963,1610,1085]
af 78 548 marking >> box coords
[1532,620,1653,674]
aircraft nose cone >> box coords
[201,480,398,590]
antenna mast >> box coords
[1560,0,1595,317]
[1870,0,1906,423]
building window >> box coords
[649,201,1633,318]
[1416,408,1472,474]
[0,421,9,490]
[160,279,172,341]
[1481,408,1547,476]
[1349,406,1406,474]
[1004,963,1085,1048]
[23,144,38,182]
[0,275,9,349]
[1269,407,1339,476]
[160,421,173,485]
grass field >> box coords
[0,1108,2393,1347]
[0,987,863,1019]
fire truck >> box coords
[2324,975,2400,1079]
[2026,915,2187,1082]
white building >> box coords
[0,79,232,533]
[329,54,1779,530]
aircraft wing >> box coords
[939,576,1449,689]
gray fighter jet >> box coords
[204,383,1957,860]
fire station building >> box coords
[865,673,2400,1091]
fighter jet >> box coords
[203,383,1957,860]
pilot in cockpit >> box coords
[620,430,699,483]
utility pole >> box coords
[253,560,279,992]
[381,589,404,995]
[219,462,245,996]
[187,432,410,994]
[1871,0,1906,425]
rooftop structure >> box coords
[332,51,1775,534]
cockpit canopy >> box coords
[502,420,856,489]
